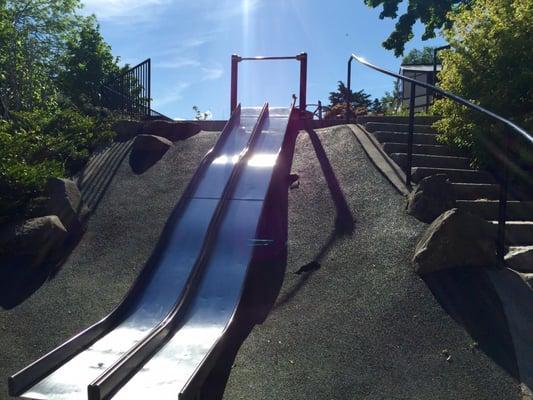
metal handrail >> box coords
[230,53,307,115]
[347,53,533,262]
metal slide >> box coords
[9,104,277,400]
[92,105,294,400]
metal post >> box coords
[318,100,322,120]
[148,59,151,116]
[346,57,352,123]
[230,55,239,113]
[406,81,416,188]
[298,53,307,115]
[497,131,510,263]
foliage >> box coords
[431,0,533,168]
[369,99,384,114]
[362,0,469,56]
[0,108,116,218]
[402,46,435,64]
[379,81,402,114]
[328,81,372,108]
[59,17,121,107]
[324,103,368,120]
[0,1,124,219]
[192,106,212,121]
[0,0,82,115]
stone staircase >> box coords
[358,116,533,268]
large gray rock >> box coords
[505,246,533,272]
[0,216,68,266]
[45,178,89,233]
[142,120,200,141]
[130,134,173,174]
[112,120,143,141]
[407,174,455,223]
[413,208,498,275]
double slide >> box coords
[10,103,296,399]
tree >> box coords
[402,46,435,64]
[362,0,470,56]
[0,0,82,114]
[380,80,401,113]
[59,16,121,107]
[432,0,533,167]
[369,99,384,114]
[328,81,372,108]
[192,106,212,120]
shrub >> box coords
[0,108,116,219]
[432,0,533,169]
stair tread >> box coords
[390,153,470,160]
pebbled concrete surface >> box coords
[0,126,521,400]
[0,131,218,400]
[223,126,521,400]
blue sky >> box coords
[81,0,447,120]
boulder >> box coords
[505,246,533,273]
[129,134,173,174]
[142,120,200,141]
[45,178,89,233]
[407,174,455,223]
[413,208,498,275]
[112,120,143,141]
[0,216,68,266]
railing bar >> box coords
[350,54,532,145]
[406,81,416,188]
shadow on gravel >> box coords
[275,228,342,309]
[306,128,354,233]
[271,128,355,310]
[79,140,132,211]
[0,235,83,309]
[423,267,520,380]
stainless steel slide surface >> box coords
[108,107,293,400]
[17,107,265,400]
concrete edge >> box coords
[347,124,410,196]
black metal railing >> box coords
[230,53,307,115]
[101,58,170,120]
[307,101,326,120]
[347,53,533,262]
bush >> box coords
[0,108,116,219]
[324,103,368,120]
[432,0,533,168]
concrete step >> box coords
[456,200,533,221]
[357,115,439,125]
[382,143,465,157]
[391,153,471,170]
[411,167,496,184]
[489,221,533,246]
[373,131,438,145]
[452,183,502,200]
[366,122,437,134]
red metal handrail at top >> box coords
[230,53,307,116]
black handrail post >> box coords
[346,56,353,123]
[148,58,151,116]
[496,130,510,263]
[318,100,322,120]
[406,81,416,188]
[297,52,307,115]
[230,54,239,113]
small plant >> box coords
[192,106,212,121]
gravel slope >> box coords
[0,126,520,400]
[223,126,520,400]
[0,131,218,400]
